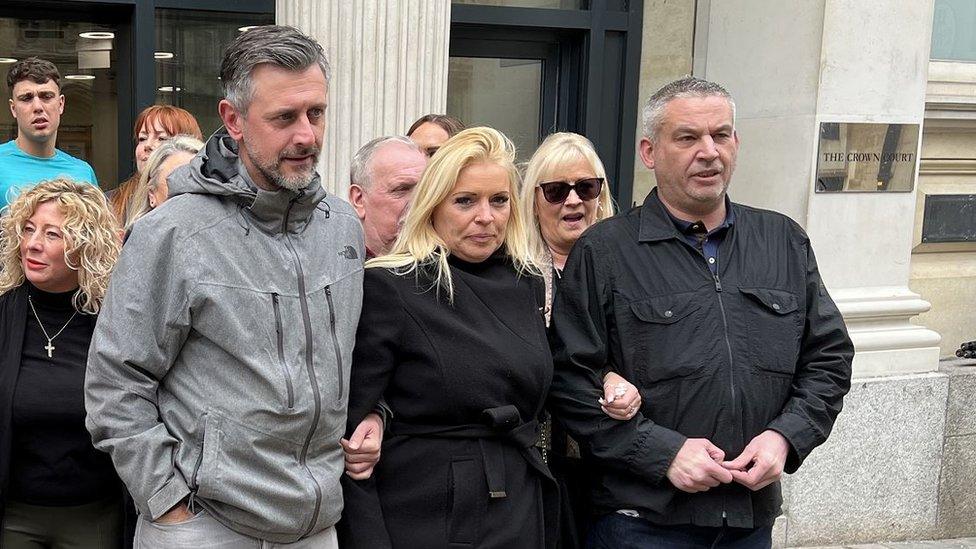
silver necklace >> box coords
[28,294,78,358]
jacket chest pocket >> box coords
[739,287,802,376]
[625,292,706,383]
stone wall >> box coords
[776,359,976,547]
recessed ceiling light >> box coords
[154,52,174,60]
[65,74,95,80]
[79,31,115,39]
[238,26,259,33]
[158,86,182,92]
[0,57,17,64]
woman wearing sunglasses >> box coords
[521,132,642,548]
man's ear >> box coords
[638,137,655,170]
[219,99,244,140]
[348,184,367,222]
[8,98,15,120]
[57,94,64,115]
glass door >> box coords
[447,32,560,161]
[0,11,122,187]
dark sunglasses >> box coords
[538,177,604,204]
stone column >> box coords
[277,0,451,195]
[698,0,940,378]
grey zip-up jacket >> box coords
[85,130,364,543]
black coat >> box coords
[341,254,559,549]
[548,188,854,529]
[0,284,133,548]
[0,284,29,523]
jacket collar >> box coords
[171,129,329,236]
[637,187,734,243]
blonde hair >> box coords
[520,132,616,263]
[0,178,121,314]
[367,126,542,300]
[124,134,204,230]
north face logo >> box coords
[338,245,359,259]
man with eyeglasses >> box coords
[547,76,854,548]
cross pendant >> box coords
[44,340,54,358]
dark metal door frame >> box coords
[1,0,273,182]
[450,0,644,207]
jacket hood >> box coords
[169,127,330,234]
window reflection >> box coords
[155,10,275,137]
[453,0,582,8]
[447,57,543,159]
[0,18,118,186]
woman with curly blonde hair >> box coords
[342,127,558,548]
[0,178,124,548]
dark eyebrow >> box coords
[265,108,295,119]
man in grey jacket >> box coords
[86,26,364,548]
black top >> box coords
[341,252,559,549]
[8,282,119,505]
[548,188,854,528]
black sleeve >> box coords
[547,238,686,484]
[346,268,404,434]
[340,267,404,549]
[767,241,854,473]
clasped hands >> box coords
[665,430,789,493]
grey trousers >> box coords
[134,510,338,549]
[1,497,122,549]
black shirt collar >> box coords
[638,187,734,242]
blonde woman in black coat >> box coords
[342,127,557,548]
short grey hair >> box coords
[350,135,422,191]
[641,76,736,141]
[220,25,331,114]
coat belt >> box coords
[389,405,548,499]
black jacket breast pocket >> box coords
[626,292,706,383]
[739,287,802,376]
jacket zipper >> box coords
[691,237,737,523]
[272,293,295,409]
[324,286,344,400]
[188,416,207,513]
[691,238,737,401]
[711,273,736,403]
[281,198,323,536]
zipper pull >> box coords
[713,273,723,292]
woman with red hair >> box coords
[108,105,203,222]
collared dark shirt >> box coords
[547,188,854,529]
[662,197,734,275]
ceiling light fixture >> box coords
[154,52,174,60]
[0,57,17,64]
[158,86,182,92]
[238,26,259,33]
[79,31,115,39]
[65,74,96,81]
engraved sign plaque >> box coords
[815,122,920,192]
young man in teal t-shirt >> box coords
[1,57,97,212]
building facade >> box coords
[2,0,974,545]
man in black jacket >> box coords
[548,76,854,548]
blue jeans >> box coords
[586,513,772,549]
